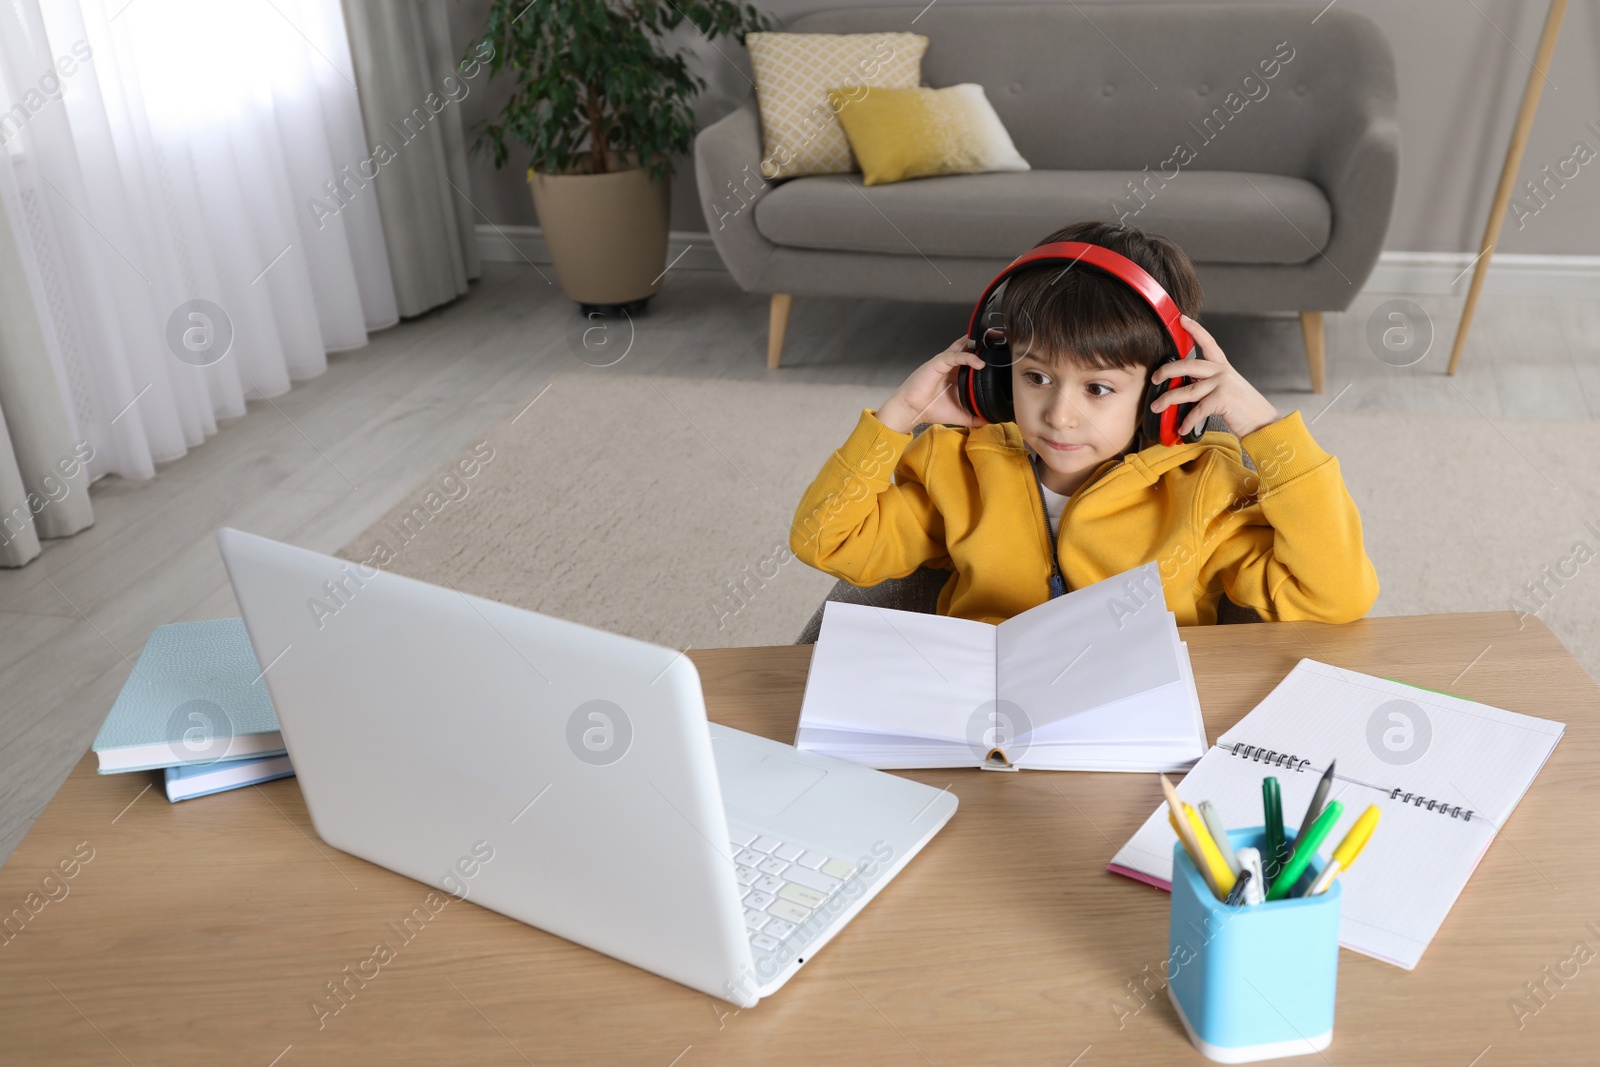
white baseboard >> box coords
[478,225,1600,301]
[1363,251,1600,299]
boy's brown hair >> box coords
[998,220,1204,372]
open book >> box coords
[1108,658,1565,969]
[794,563,1209,771]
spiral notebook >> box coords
[1107,658,1565,969]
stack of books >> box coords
[92,618,294,802]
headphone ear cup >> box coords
[1142,352,1207,446]
[955,335,1014,425]
[956,363,979,422]
[1142,354,1186,447]
[972,356,1013,424]
[1141,357,1167,445]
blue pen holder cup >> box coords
[1166,827,1341,1063]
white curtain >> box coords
[342,0,481,318]
[0,0,398,483]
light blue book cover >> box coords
[164,754,295,802]
[92,618,285,773]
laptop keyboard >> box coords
[728,824,859,955]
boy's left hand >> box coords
[1150,314,1281,438]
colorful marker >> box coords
[1307,804,1381,896]
[1236,847,1266,905]
[1295,759,1337,848]
[1224,869,1253,907]
[1266,799,1345,901]
[1199,800,1241,875]
[1182,802,1237,898]
[1263,776,1287,887]
[1161,775,1222,899]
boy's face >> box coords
[1010,350,1145,496]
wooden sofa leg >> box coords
[1299,310,1326,393]
[768,293,793,370]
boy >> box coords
[788,220,1378,626]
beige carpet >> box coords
[337,372,1600,682]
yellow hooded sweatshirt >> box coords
[789,407,1378,626]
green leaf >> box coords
[464,0,768,173]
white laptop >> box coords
[216,528,957,1006]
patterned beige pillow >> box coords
[745,32,929,179]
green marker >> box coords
[1263,777,1286,888]
[1295,760,1336,850]
[1267,799,1345,901]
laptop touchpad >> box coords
[711,736,827,818]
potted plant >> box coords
[468,0,772,315]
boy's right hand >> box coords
[876,335,989,433]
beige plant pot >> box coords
[529,157,670,308]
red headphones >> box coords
[953,241,1204,448]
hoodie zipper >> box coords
[1024,432,1219,601]
[1029,451,1068,599]
[1028,450,1121,600]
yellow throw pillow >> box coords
[826,83,1031,186]
[746,32,929,179]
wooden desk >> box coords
[3,612,1597,1065]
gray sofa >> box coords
[695,3,1399,391]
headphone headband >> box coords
[956,239,1203,446]
[964,240,1197,365]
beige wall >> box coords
[443,0,1600,255]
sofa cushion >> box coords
[828,83,1030,186]
[746,32,929,180]
[752,169,1331,264]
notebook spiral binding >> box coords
[1226,742,1311,772]
[1388,788,1474,822]
[1228,742,1476,821]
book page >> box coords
[995,563,1181,740]
[796,600,995,745]
[1028,630,1206,746]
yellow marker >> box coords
[1307,804,1381,896]
[1162,775,1222,900]
[1182,802,1237,898]
[1168,810,1221,901]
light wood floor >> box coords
[1,260,1595,868]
